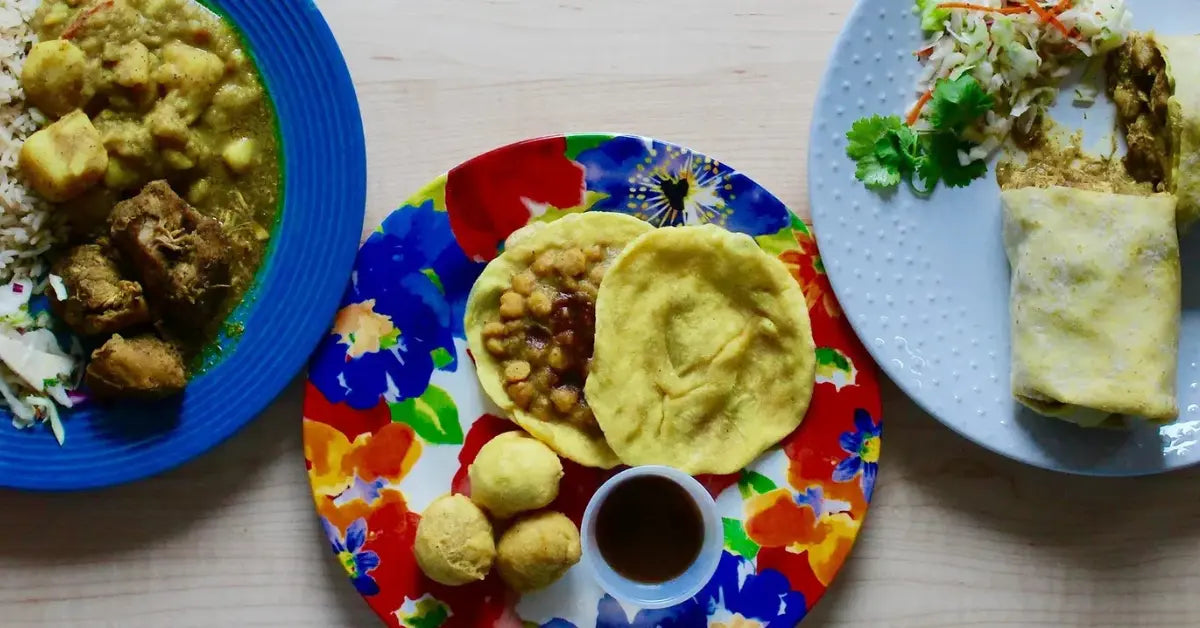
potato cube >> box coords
[19,110,109,202]
[113,41,153,88]
[163,149,195,171]
[103,156,140,191]
[154,42,225,121]
[221,137,255,174]
[21,39,89,118]
[145,98,189,147]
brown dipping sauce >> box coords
[594,475,705,583]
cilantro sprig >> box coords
[845,75,994,195]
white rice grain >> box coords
[0,0,54,283]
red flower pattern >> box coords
[445,137,587,261]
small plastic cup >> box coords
[580,465,723,609]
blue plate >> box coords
[809,0,1200,476]
[0,0,366,490]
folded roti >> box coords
[1002,186,1180,426]
[1160,35,1200,226]
[464,212,653,468]
[586,224,815,474]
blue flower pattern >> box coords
[833,408,882,500]
[573,136,790,236]
[309,200,485,410]
[322,517,381,596]
[542,552,806,628]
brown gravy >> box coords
[594,475,704,583]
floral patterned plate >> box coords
[304,135,882,627]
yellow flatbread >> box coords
[586,224,816,474]
[1159,35,1200,227]
[464,212,653,468]
[1002,186,1180,425]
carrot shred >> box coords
[915,45,936,57]
[1023,0,1074,39]
[937,2,1031,14]
[61,0,114,40]
[906,90,934,126]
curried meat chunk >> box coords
[1107,34,1172,186]
[85,334,186,399]
[50,244,149,336]
[108,180,231,333]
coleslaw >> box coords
[911,0,1132,158]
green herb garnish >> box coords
[845,75,994,195]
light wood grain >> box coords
[4,1,1200,626]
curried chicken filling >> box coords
[1108,34,1173,187]
[482,244,616,430]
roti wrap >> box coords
[1001,186,1180,426]
[1160,35,1200,226]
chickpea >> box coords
[547,345,570,371]
[556,248,587,277]
[499,291,526,319]
[584,244,604,262]
[531,252,556,276]
[589,264,606,285]
[532,367,559,389]
[550,387,579,413]
[569,406,596,428]
[485,338,507,357]
[504,360,532,382]
[530,397,553,421]
[522,340,547,362]
[554,330,577,348]
[507,382,535,408]
[528,289,553,318]
[482,321,506,338]
[511,270,537,296]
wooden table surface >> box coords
[4,1,1200,626]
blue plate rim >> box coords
[0,0,366,491]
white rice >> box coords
[0,0,53,283]
[0,0,81,444]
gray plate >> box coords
[809,0,1200,475]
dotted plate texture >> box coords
[0,0,366,491]
[809,0,1200,476]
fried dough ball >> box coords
[413,494,496,586]
[495,511,581,592]
[468,431,564,519]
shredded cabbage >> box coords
[0,278,81,444]
[915,0,951,32]
[910,0,1132,151]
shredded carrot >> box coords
[1023,0,1074,39]
[906,90,934,126]
[937,2,1031,14]
[915,45,935,57]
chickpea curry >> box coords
[481,242,622,431]
[16,0,280,400]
